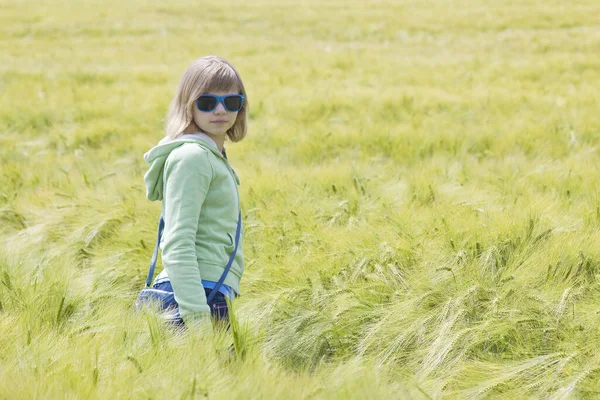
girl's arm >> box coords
[162,144,213,325]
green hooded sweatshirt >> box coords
[143,134,243,324]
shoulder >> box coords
[168,142,210,162]
[165,143,213,176]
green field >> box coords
[1,0,600,398]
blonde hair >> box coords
[165,56,248,141]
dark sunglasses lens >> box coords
[197,96,217,111]
[224,96,243,112]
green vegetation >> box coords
[1,0,600,398]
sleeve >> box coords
[162,145,213,323]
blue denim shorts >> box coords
[152,280,230,327]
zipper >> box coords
[186,138,241,210]
[213,149,241,212]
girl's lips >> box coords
[212,120,228,124]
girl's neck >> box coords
[204,132,225,153]
[182,122,225,152]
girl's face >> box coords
[192,88,240,137]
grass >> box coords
[1,0,600,398]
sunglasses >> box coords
[195,94,245,113]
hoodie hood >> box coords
[143,135,223,201]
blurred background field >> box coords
[1,0,600,398]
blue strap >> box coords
[144,213,242,304]
[206,212,242,303]
[145,216,165,288]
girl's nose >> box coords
[214,101,227,114]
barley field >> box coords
[1,0,600,398]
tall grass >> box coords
[1,0,600,398]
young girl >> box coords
[143,56,248,329]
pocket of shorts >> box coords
[211,300,229,320]
[212,301,228,311]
